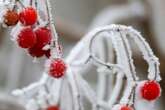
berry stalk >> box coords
[45,0,61,58]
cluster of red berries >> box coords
[3,7,37,26]
[3,4,67,79]
[17,26,52,58]
[3,6,52,58]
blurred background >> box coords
[0,0,164,109]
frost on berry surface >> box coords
[19,7,37,26]
[34,27,52,48]
[48,58,67,78]
[3,9,19,26]
[17,26,37,48]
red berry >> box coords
[47,105,59,110]
[112,105,133,110]
[17,27,36,48]
[121,106,133,110]
[49,58,67,78]
[19,7,37,25]
[141,80,161,101]
[28,46,45,57]
[3,10,19,26]
[34,27,52,48]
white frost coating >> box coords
[88,24,161,81]
[0,0,15,24]
[11,24,161,110]
[97,67,107,101]
[109,31,135,105]
[12,73,49,97]
[119,31,137,80]
[12,82,43,98]
[116,31,137,104]
[10,23,23,41]
[26,99,39,110]
[74,72,97,106]
[120,81,136,104]
[66,67,81,110]
[106,31,127,106]
[96,32,110,103]
[127,28,161,81]
[108,73,124,107]
[0,9,6,24]
[48,78,63,105]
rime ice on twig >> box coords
[12,24,161,110]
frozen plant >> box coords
[12,24,161,110]
[0,0,161,110]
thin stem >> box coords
[45,0,61,58]
[34,0,41,25]
[17,0,25,8]
[44,84,51,105]
[67,68,82,110]
[11,0,16,11]
[30,0,32,6]
[118,31,137,81]
[88,30,124,72]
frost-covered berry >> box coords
[3,10,19,26]
[19,7,37,26]
[17,27,36,48]
[34,27,51,48]
[28,46,45,57]
[112,105,133,110]
[49,58,67,78]
[141,80,161,101]
[47,105,59,110]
